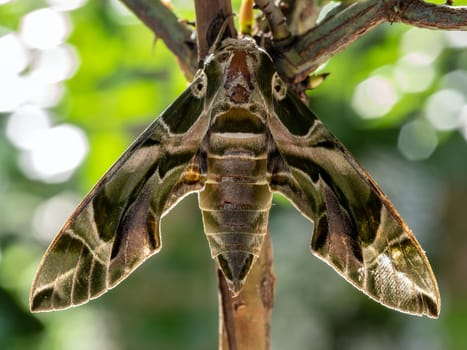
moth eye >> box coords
[191,70,208,98]
[271,72,287,100]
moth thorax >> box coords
[224,50,254,104]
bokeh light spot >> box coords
[352,75,398,119]
[0,73,27,112]
[442,70,467,93]
[459,105,467,142]
[394,53,435,93]
[29,44,79,83]
[398,119,438,161]
[26,81,64,108]
[18,124,89,183]
[425,89,465,131]
[0,33,29,74]
[400,28,444,62]
[33,192,81,241]
[47,0,89,11]
[6,105,51,150]
[20,8,70,49]
[109,0,140,24]
[445,31,467,49]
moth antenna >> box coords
[209,13,236,55]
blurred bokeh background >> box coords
[1,0,467,349]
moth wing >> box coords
[268,90,440,318]
[30,86,209,312]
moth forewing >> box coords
[30,75,213,312]
[265,77,440,318]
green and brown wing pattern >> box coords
[268,86,440,318]
[30,79,211,312]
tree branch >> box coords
[396,0,467,29]
[120,0,198,77]
[280,0,322,36]
[271,0,467,83]
[219,234,275,350]
[272,0,384,83]
[194,0,236,60]
[254,0,292,43]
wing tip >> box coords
[311,249,441,319]
[422,292,441,319]
[30,290,97,313]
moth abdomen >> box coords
[199,181,272,257]
[199,180,271,294]
[199,125,272,294]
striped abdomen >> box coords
[198,108,272,293]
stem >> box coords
[396,0,467,29]
[280,0,321,36]
[121,0,467,85]
[219,234,275,350]
[254,0,292,43]
[193,0,236,60]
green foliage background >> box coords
[1,1,467,349]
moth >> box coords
[30,37,440,318]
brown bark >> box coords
[254,0,292,43]
[194,0,236,60]
[218,234,275,350]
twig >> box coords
[219,234,275,350]
[120,0,198,77]
[272,0,384,83]
[254,0,292,44]
[272,0,467,83]
[193,0,236,60]
[395,0,467,29]
[280,0,321,35]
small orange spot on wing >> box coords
[184,168,201,184]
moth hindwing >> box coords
[30,37,440,318]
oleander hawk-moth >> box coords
[30,37,440,318]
